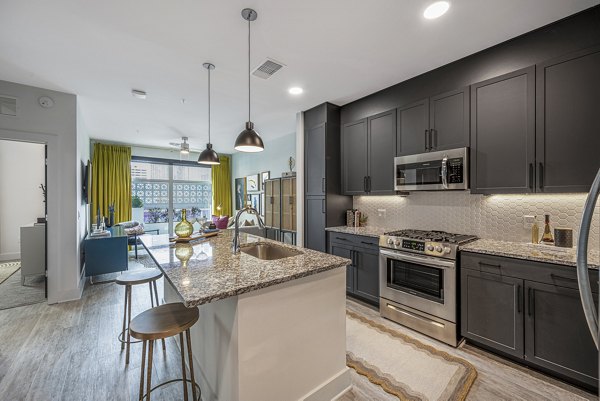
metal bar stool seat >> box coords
[115,268,164,364]
[130,302,200,401]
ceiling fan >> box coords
[168,136,202,157]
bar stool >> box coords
[116,268,165,364]
[130,303,200,401]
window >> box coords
[131,158,212,235]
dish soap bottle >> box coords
[531,216,539,244]
[541,214,554,244]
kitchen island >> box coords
[140,231,351,401]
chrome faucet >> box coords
[232,205,265,254]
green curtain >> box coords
[91,143,132,224]
[211,154,232,217]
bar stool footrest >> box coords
[118,330,142,345]
[140,378,201,401]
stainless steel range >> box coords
[379,229,477,346]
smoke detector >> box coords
[252,58,285,79]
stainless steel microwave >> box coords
[394,147,469,191]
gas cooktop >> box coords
[383,229,477,244]
[380,229,478,259]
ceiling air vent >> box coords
[252,58,285,79]
[0,96,17,116]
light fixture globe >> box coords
[198,143,220,165]
[235,122,264,152]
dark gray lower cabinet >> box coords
[328,232,379,306]
[305,197,326,252]
[461,269,524,358]
[461,252,599,389]
[525,281,598,387]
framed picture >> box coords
[260,171,270,190]
[235,177,246,210]
[250,193,261,214]
[246,174,260,192]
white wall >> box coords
[231,132,296,213]
[0,141,45,260]
[0,79,82,304]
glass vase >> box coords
[175,209,194,238]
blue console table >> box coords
[84,226,128,280]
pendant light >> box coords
[234,8,264,153]
[198,62,221,165]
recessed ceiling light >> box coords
[288,87,303,95]
[423,1,450,19]
[132,89,147,99]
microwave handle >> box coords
[441,154,448,189]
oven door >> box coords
[379,249,456,322]
[394,147,468,191]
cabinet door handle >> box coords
[528,163,534,190]
[431,129,437,150]
[517,285,522,313]
[364,176,368,192]
[478,261,501,269]
[336,237,349,241]
[367,176,372,192]
[322,177,326,193]
[528,287,534,317]
[321,199,325,214]
[424,129,429,151]
[538,162,544,189]
[360,241,372,245]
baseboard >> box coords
[0,252,20,262]
[302,367,352,401]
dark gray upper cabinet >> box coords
[303,103,352,252]
[305,123,326,196]
[461,268,524,358]
[536,45,600,193]
[470,67,536,194]
[342,119,368,195]
[305,197,326,253]
[368,109,396,195]
[429,87,470,152]
[397,99,429,156]
[525,281,598,388]
[342,110,396,195]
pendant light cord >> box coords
[248,17,251,122]
[208,65,211,143]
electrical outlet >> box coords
[377,209,386,218]
[523,215,536,229]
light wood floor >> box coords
[0,264,597,400]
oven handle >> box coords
[441,154,448,189]
[380,249,455,269]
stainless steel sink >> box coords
[240,243,302,260]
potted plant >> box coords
[131,195,144,223]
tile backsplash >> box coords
[354,191,600,248]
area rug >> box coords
[346,310,477,401]
[0,260,21,285]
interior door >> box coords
[44,144,48,299]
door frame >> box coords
[0,129,59,304]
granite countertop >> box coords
[460,239,600,270]
[325,226,387,238]
[140,230,351,307]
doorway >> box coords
[0,139,47,309]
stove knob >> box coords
[426,245,434,251]
[435,246,443,253]
[387,238,394,245]
[443,247,451,254]
[394,239,402,246]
